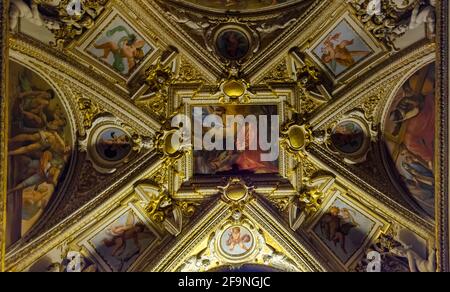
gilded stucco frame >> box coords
[436,0,449,272]
[306,186,390,270]
[73,5,160,86]
[179,92,293,183]
[0,0,9,273]
[78,205,161,272]
[167,82,305,200]
[142,199,330,272]
[304,10,387,91]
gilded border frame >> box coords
[436,0,449,273]
[0,0,9,272]
[306,187,390,270]
[72,6,160,85]
[0,0,448,273]
[304,10,386,91]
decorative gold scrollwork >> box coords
[135,62,175,119]
[346,0,419,50]
[296,60,322,90]
[280,121,313,160]
[145,62,174,93]
[144,187,197,224]
[154,128,189,160]
[296,187,324,218]
[218,178,255,208]
[78,97,102,130]
[35,0,109,48]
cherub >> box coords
[320,206,341,243]
[321,32,370,70]
[226,227,252,251]
[320,206,357,254]
[93,26,146,74]
[335,208,358,254]
[103,214,149,257]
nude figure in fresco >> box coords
[6,65,72,244]
[8,130,69,157]
[320,207,358,254]
[8,128,70,195]
[336,208,359,254]
[8,147,69,194]
[17,89,55,128]
[93,26,146,73]
[226,227,252,251]
[22,183,54,207]
[390,83,435,169]
[103,223,147,257]
[48,109,67,132]
[321,33,370,70]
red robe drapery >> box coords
[403,94,435,164]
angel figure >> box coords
[226,227,252,252]
[320,32,370,73]
[319,206,358,254]
[93,26,146,74]
[103,213,151,258]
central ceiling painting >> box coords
[193,105,279,175]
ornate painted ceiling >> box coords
[0,0,447,272]
[175,0,300,11]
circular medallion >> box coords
[225,184,247,202]
[215,29,250,60]
[223,80,246,98]
[331,121,365,154]
[96,128,132,162]
[163,130,183,156]
[219,226,255,258]
[287,125,306,150]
